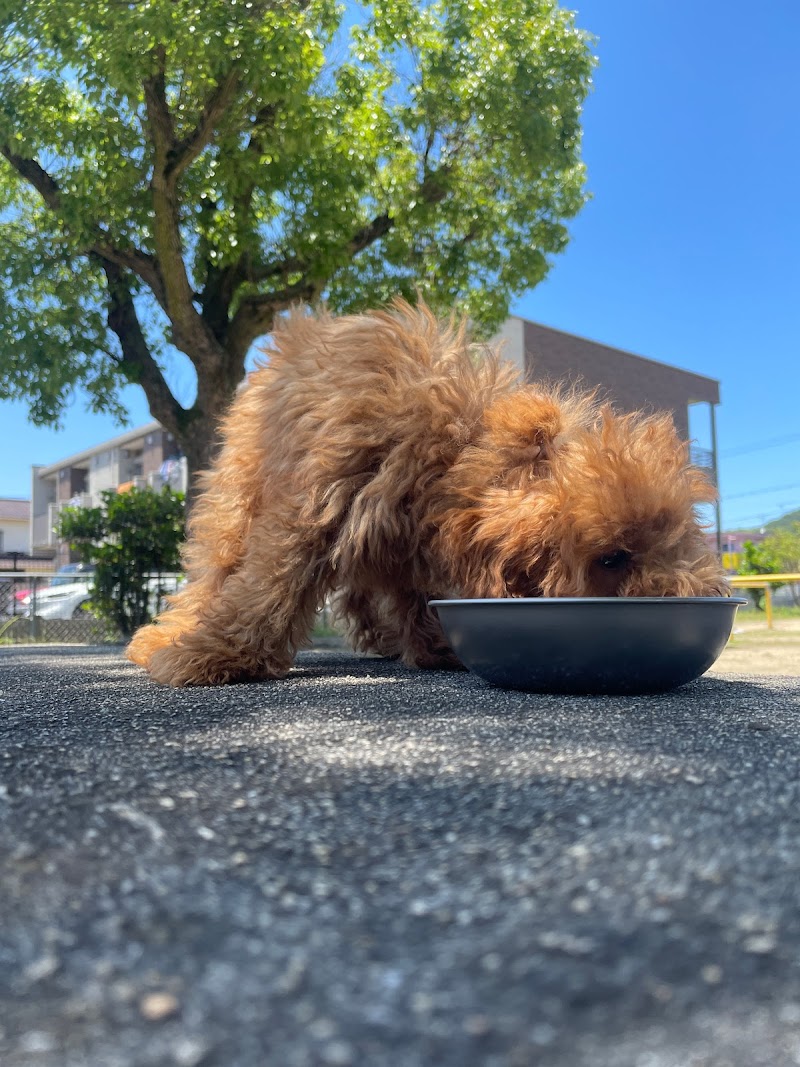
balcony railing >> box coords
[690,445,715,472]
[46,496,95,545]
[133,459,188,494]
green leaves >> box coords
[306,0,596,330]
[0,0,595,454]
[737,527,800,610]
[0,203,128,424]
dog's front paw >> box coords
[147,643,229,687]
[126,623,170,667]
[146,634,292,687]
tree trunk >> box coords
[176,336,250,513]
[179,404,230,515]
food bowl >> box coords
[429,597,747,694]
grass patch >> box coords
[738,604,800,620]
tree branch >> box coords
[225,165,451,356]
[241,214,394,290]
[142,47,227,371]
[207,103,281,306]
[98,257,187,439]
[0,143,173,314]
[226,278,320,358]
[142,55,243,336]
[231,102,278,221]
[141,46,174,156]
[246,251,309,284]
[242,213,393,288]
[242,160,449,288]
[0,144,61,208]
[92,243,169,313]
[347,212,393,256]
[166,66,241,181]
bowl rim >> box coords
[429,596,749,607]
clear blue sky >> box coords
[2,0,798,532]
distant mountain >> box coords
[766,508,800,531]
[726,508,800,536]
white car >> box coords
[22,566,182,621]
[21,564,96,620]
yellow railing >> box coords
[728,573,800,629]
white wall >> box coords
[490,317,526,376]
[30,466,56,551]
[88,448,122,495]
[0,519,30,554]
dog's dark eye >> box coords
[596,549,632,570]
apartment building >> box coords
[30,423,187,565]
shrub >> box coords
[57,487,185,637]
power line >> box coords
[724,482,800,501]
[723,509,797,529]
[722,494,800,524]
[721,432,800,458]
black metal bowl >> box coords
[429,597,748,694]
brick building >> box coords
[494,316,720,443]
[493,316,721,547]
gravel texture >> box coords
[1,645,800,1067]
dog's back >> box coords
[179,300,516,585]
[260,300,516,475]
[246,302,518,565]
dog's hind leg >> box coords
[332,588,404,659]
[127,375,288,679]
[391,590,464,671]
[338,585,463,670]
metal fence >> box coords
[0,574,119,644]
[1,572,341,648]
[0,571,182,646]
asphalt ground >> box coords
[1,645,800,1067]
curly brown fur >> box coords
[127,299,728,686]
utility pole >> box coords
[709,402,722,556]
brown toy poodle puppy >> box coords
[127,299,728,686]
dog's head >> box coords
[438,390,729,599]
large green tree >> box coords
[0,0,595,489]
